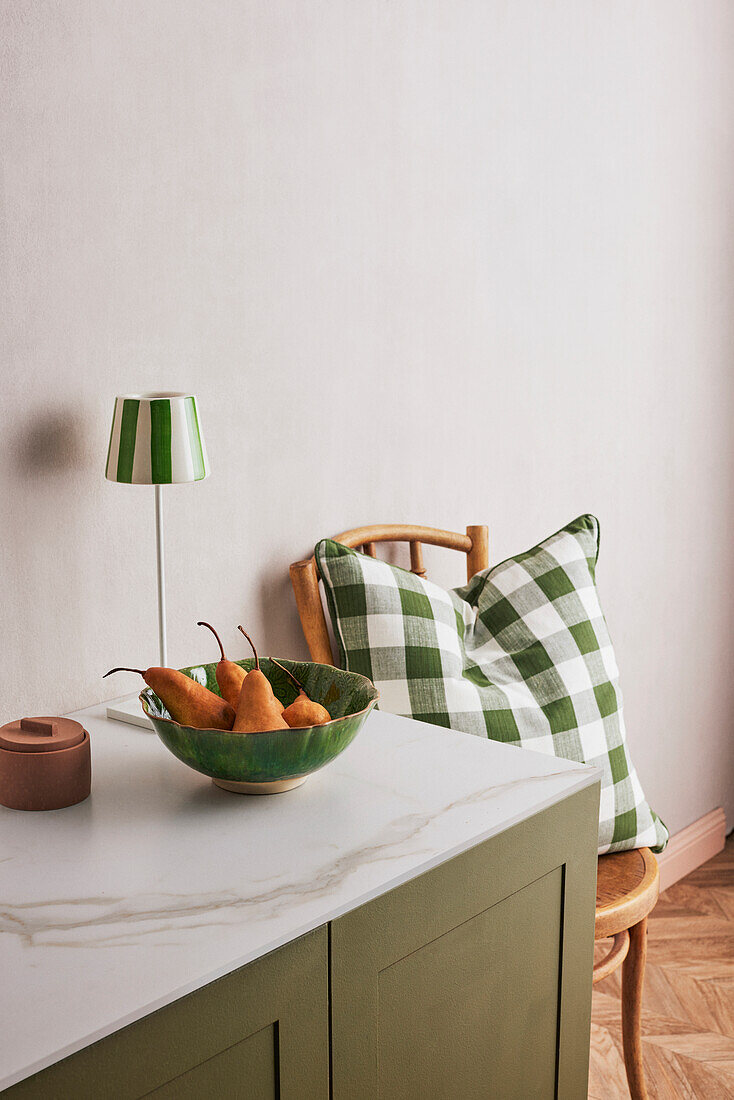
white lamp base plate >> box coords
[106,695,154,730]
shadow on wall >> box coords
[9,409,89,478]
[256,558,310,662]
[2,405,98,715]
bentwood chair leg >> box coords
[621,917,649,1100]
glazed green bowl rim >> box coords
[139,658,379,734]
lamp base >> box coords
[106,695,154,730]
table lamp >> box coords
[104,392,209,727]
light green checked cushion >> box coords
[315,516,667,855]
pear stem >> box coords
[237,626,259,670]
[270,658,307,694]
[104,667,145,678]
[197,621,225,662]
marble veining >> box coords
[1,766,585,951]
[0,702,597,1090]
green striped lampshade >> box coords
[105,392,209,484]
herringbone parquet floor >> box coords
[589,835,734,1098]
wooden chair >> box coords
[290,523,660,1100]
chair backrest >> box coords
[289,524,489,665]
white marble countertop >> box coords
[0,702,597,1090]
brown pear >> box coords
[231,628,288,733]
[270,659,331,728]
[197,621,247,708]
[104,666,235,730]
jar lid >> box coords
[0,716,86,754]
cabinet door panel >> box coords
[378,868,562,1100]
[331,784,599,1100]
[147,1023,278,1099]
[6,927,328,1100]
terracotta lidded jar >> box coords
[0,716,91,811]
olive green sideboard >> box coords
[331,782,599,1100]
[4,926,328,1100]
[4,782,599,1100]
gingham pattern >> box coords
[316,515,667,854]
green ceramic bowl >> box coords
[140,658,378,794]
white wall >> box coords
[2,1,733,835]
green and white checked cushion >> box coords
[315,515,667,855]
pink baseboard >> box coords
[656,807,727,893]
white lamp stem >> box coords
[154,484,168,666]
